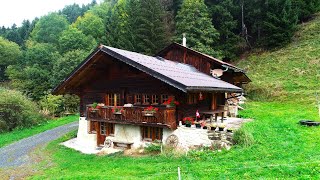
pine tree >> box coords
[5,24,23,46]
[292,0,320,21]
[134,0,169,55]
[261,0,298,48]
[175,0,220,57]
[106,0,131,50]
[207,0,241,60]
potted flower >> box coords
[194,121,201,128]
[183,117,194,127]
[200,120,207,129]
[218,123,226,131]
[210,123,217,131]
[112,106,123,115]
[89,102,102,112]
[143,106,159,116]
[227,128,234,133]
[163,97,179,108]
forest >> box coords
[0,0,319,131]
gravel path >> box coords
[0,121,78,168]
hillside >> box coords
[237,14,320,104]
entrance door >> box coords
[97,122,107,146]
[105,93,121,106]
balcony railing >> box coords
[86,106,177,129]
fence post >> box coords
[178,166,181,180]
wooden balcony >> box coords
[86,106,177,129]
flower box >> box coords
[113,112,122,115]
[143,106,158,116]
[143,111,155,117]
[112,106,124,115]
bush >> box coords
[0,88,43,132]
[233,128,255,147]
[40,94,64,117]
[40,94,79,117]
[63,94,79,114]
[145,142,162,153]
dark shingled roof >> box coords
[156,42,246,73]
[104,46,242,92]
[53,45,242,94]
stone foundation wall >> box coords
[208,130,234,150]
[163,126,234,150]
[76,119,234,150]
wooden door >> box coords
[97,122,106,146]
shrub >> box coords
[61,94,79,114]
[0,88,43,132]
[233,128,255,147]
[40,94,79,117]
[145,142,161,153]
[40,94,64,117]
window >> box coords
[100,122,115,136]
[188,93,198,104]
[143,94,150,104]
[107,94,114,106]
[135,94,142,104]
[106,93,121,106]
[151,95,158,104]
[161,94,168,104]
[116,94,121,106]
[141,126,163,141]
[100,122,107,135]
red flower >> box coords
[144,106,158,112]
[183,117,194,124]
[164,97,179,106]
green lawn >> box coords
[29,101,320,179]
[0,115,79,148]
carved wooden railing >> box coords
[86,106,177,129]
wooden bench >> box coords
[112,140,134,149]
[200,109,226,123]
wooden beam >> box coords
[211,93,217,110]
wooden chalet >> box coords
[52,44,249,148]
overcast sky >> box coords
[0,0,99,27]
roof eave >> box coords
[186,86,243,93]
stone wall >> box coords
[163,126,234,150]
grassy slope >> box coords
[30,15,320,179]
[0,115,78,148]
[238,14,320,103]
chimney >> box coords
[182,33,186,47]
